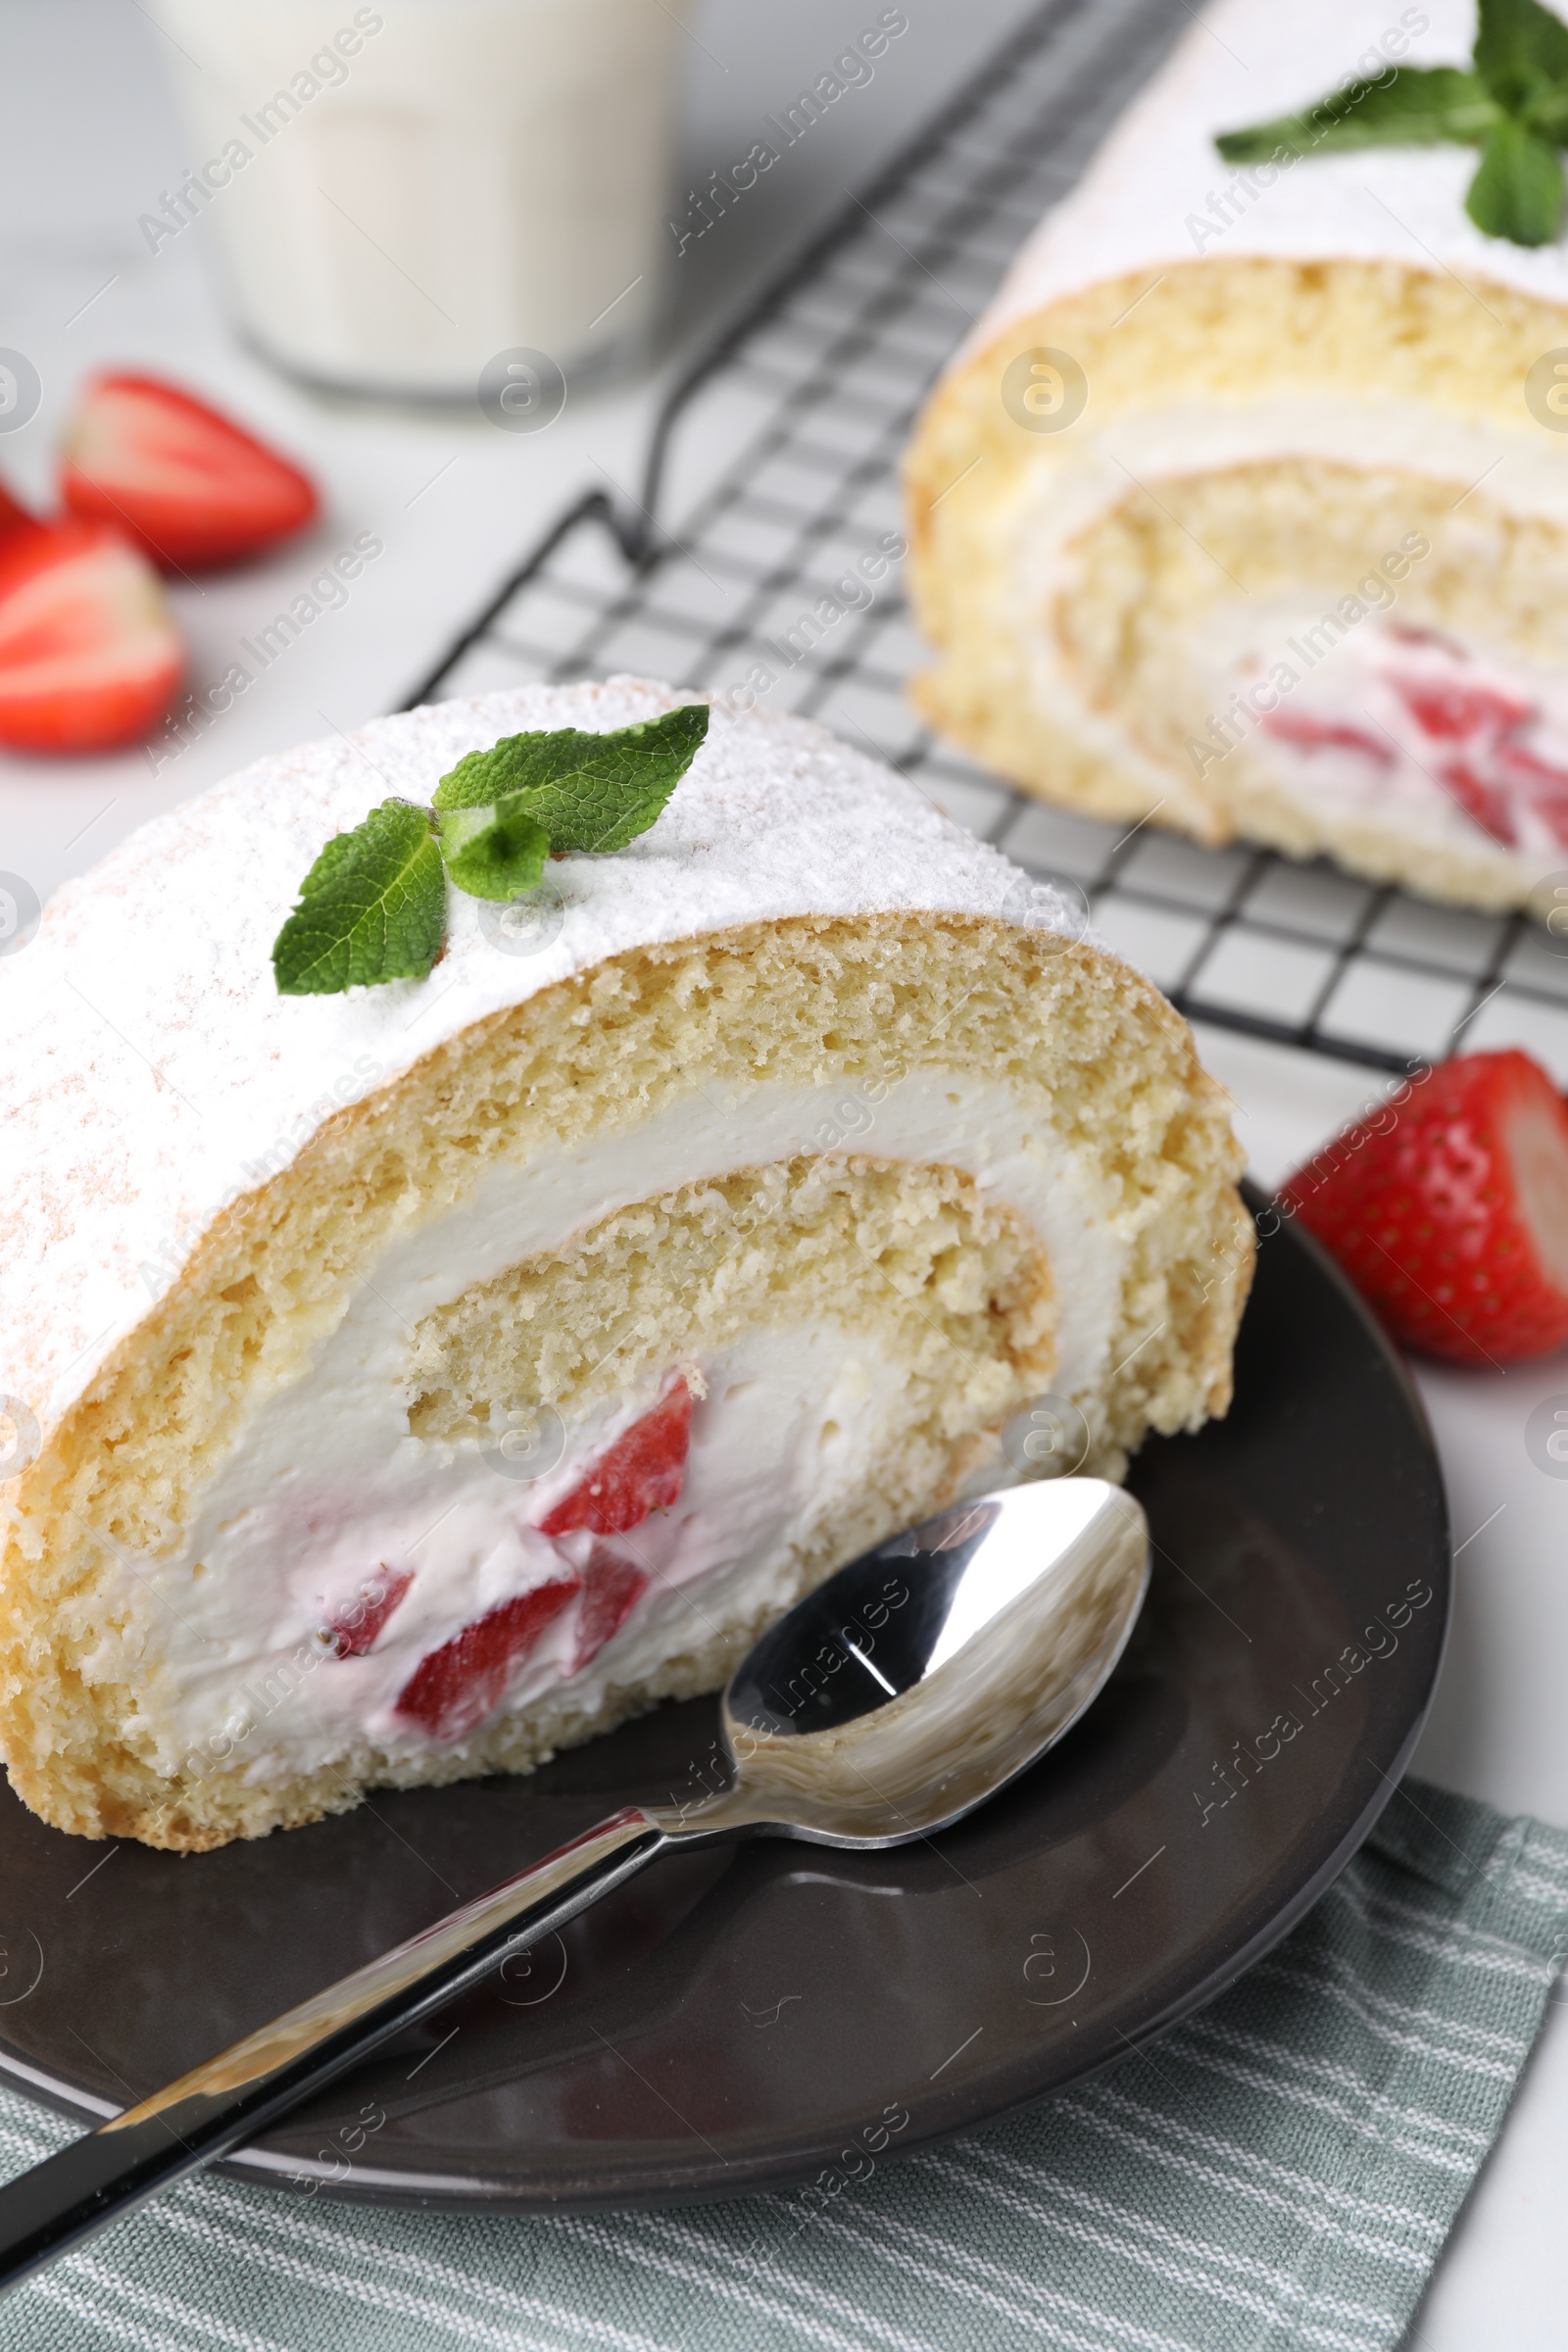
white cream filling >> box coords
[1095,400,1568,530]
[1002,395,1568,841]
[140,1323,910,1787]
[1014,399,1568,579]
[117,1073,1124,1780]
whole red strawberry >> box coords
[1280,1050,1568,1365]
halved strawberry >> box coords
[570,1544,651,1672]
[1262,711,1395,765]
[323,1564,413,1659]
[395,1575,581,1741]
[1281,1050,1568,1363]
[0,521,182,753]
[537,1376,694,1540]
[61,372,318,571]
[0,478,37,547]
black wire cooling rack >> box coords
[404,0,1568,1087]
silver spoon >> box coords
[0,1475,1149,2293]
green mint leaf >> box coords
[437,796,551,902]
[1465,113,1565,240]
[271,798,446,995]
[432,704,710,854]
[1216,68,1498,163]
[1523,82,1568,139]
[1475,0,1568,122]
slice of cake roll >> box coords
[0,679,1250,1849]
[906,0,1568,913]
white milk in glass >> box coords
[147,0,689,396]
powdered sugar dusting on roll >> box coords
[0,680,1074,1439]
[974,0,1568,349]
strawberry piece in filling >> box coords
[1388,666,1568,847]
[1261,710,1395,765]
[1265,650,1568,851]
[1437,760,1519,849]
[1494,744,1568,849]
[537,1376,693,1539]
[1389,676,1531,743]
[394,1575,581,1741]
[1385,621,1465,656]
[570,1544,652,1673]
[323,1565,413,1659]
[394,1373,693,1741]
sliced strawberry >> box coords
[1262,711,1395,765]
[1391,675,1532,744]
[395,1575,581,1741]
[323,1564,412,1659]
[537,1376,694,1540]
[1281,1050,1568,1364]
[0,521,181,753]
[1439,759,1519,848]
[571,1544,651,1672]
[61,372,318,571]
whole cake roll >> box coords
[0,679,1250,1849]
[906,0,1568,912]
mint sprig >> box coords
[435,798,550,902]
[432,705,710,851]
[1215,69,1500,164]
[1215,0,1568,246]
[271,798,447,995]
[271,705,709,995]
[1477,0,1568,127]
[1469,111,1565,239]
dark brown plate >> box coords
[0,1194,1449,2210]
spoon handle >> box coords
[0,1805,669,2297]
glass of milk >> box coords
[145,0,690,399]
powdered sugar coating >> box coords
[972,0,1568,352]
[0,679,1071,1443]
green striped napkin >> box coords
[0,1777,1560,2352]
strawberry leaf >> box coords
[271,798,446,995]
[1466,114,1565,241]
[432,703,709,854]
[1216,67,1499,163]
[437,796,551,902]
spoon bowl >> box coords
[711,1479,1149,1846]
[0,1475,1149,2294]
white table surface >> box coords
[4,5,1566,2342]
